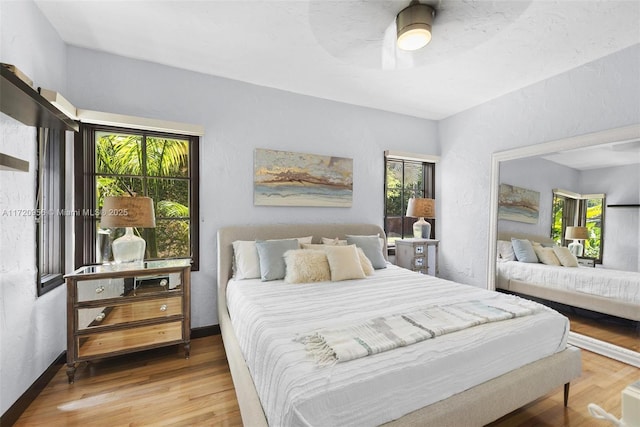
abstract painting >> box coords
[498,183,540,224]
[254,149,353,207]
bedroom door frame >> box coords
[487,123,640,368]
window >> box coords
[551,189,605,262]
[75,124,200,270]
[384,154,436,247]
[37,128,65,295]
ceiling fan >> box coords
[308,0,531,70]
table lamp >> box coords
[565,226,588,257]
[406,198,435,238]
[101,196,156,263]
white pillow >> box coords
[324,245,366,281]
[232,236,314,279]
[284,249,331,283]
[321,237,348,246]
[497,240,516,261]
[533,245,561,266]
[553,246,579,267]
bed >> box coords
[496,232,640,322]
[217,224,582,426]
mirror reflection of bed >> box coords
[490,126,640,361]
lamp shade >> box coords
[406,198,435,219]
[100,196,156,228]
[565,226,588,240]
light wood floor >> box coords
[15,335,640,427]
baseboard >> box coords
[0,351,65,427]
[191,324,221,339]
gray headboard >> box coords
[497,231,555,246]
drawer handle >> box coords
[95,286,105,294]
[95,313,105,322]
[160,304,168,312]
[159,279,168,287]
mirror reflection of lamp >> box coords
[565,226,588,257]
[406,198,435,238]
[100,196,156,263]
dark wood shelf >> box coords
[606,204,640,208]
[1,65,78,132]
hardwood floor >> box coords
[14,335,640,427]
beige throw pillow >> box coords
[324,245,366,281]
[533,245,561,266]
[552,246,579,267]
[283,249,331,283]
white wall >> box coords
[0,0,68,415]
[498,157,579,237]
[580,164,640,272]
[65,47,440,329]
[438,43,640,287]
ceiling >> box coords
[35,0,640,121]
[542,139,640,171]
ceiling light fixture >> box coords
[396,0,435,51]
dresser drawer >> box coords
[78,321,183,358]
[77,278,125,302]
[78,296,183,330]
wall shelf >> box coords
[1,64,78,132]
[606,204,640,208]
[0,153,29,172]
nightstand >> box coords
[577,257,595,267]
[65,259,191,383]
[395,238,439,276]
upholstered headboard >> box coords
[497,231,555,246]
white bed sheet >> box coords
[497,261,640,304]
[227,264,570,427]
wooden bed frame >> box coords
[497,232,640,321]
[217,224,582,426]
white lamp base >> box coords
[413,217,432,239]
[568,240,584,257]
[112,227,146,263]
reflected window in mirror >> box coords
[551,189,605,263]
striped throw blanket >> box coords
[299,297,542,365]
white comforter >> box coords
[227,264,570,427]
[497,261,640,303]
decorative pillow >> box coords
[346,235,387,269]
[497,240,516,261]
[321,237,347,246]
[553,246,579,267]
[533,245,561,266]
[255,239,300,281]
[232,237,312,279]
[356,247,375,276]
[283,250,331,283]
[324,245,366,281]
[511,238,538,263]
[232,240,261,279]
[302,244,373,275]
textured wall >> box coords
[438,44,640,287]
[0,0,68,415]
[65,46,440,328]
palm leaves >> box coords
[95,132,191,259]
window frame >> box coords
[74,123,200,270]
[37,127,66,296]
[551,189,605,263]
[384,155,436,248]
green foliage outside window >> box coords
[95,132,191,260]
[551,192,604,261]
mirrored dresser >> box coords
[65,259,191,383]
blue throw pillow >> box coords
[346,235,387,269]
[511,238,538,263]
[255,239,300,281]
